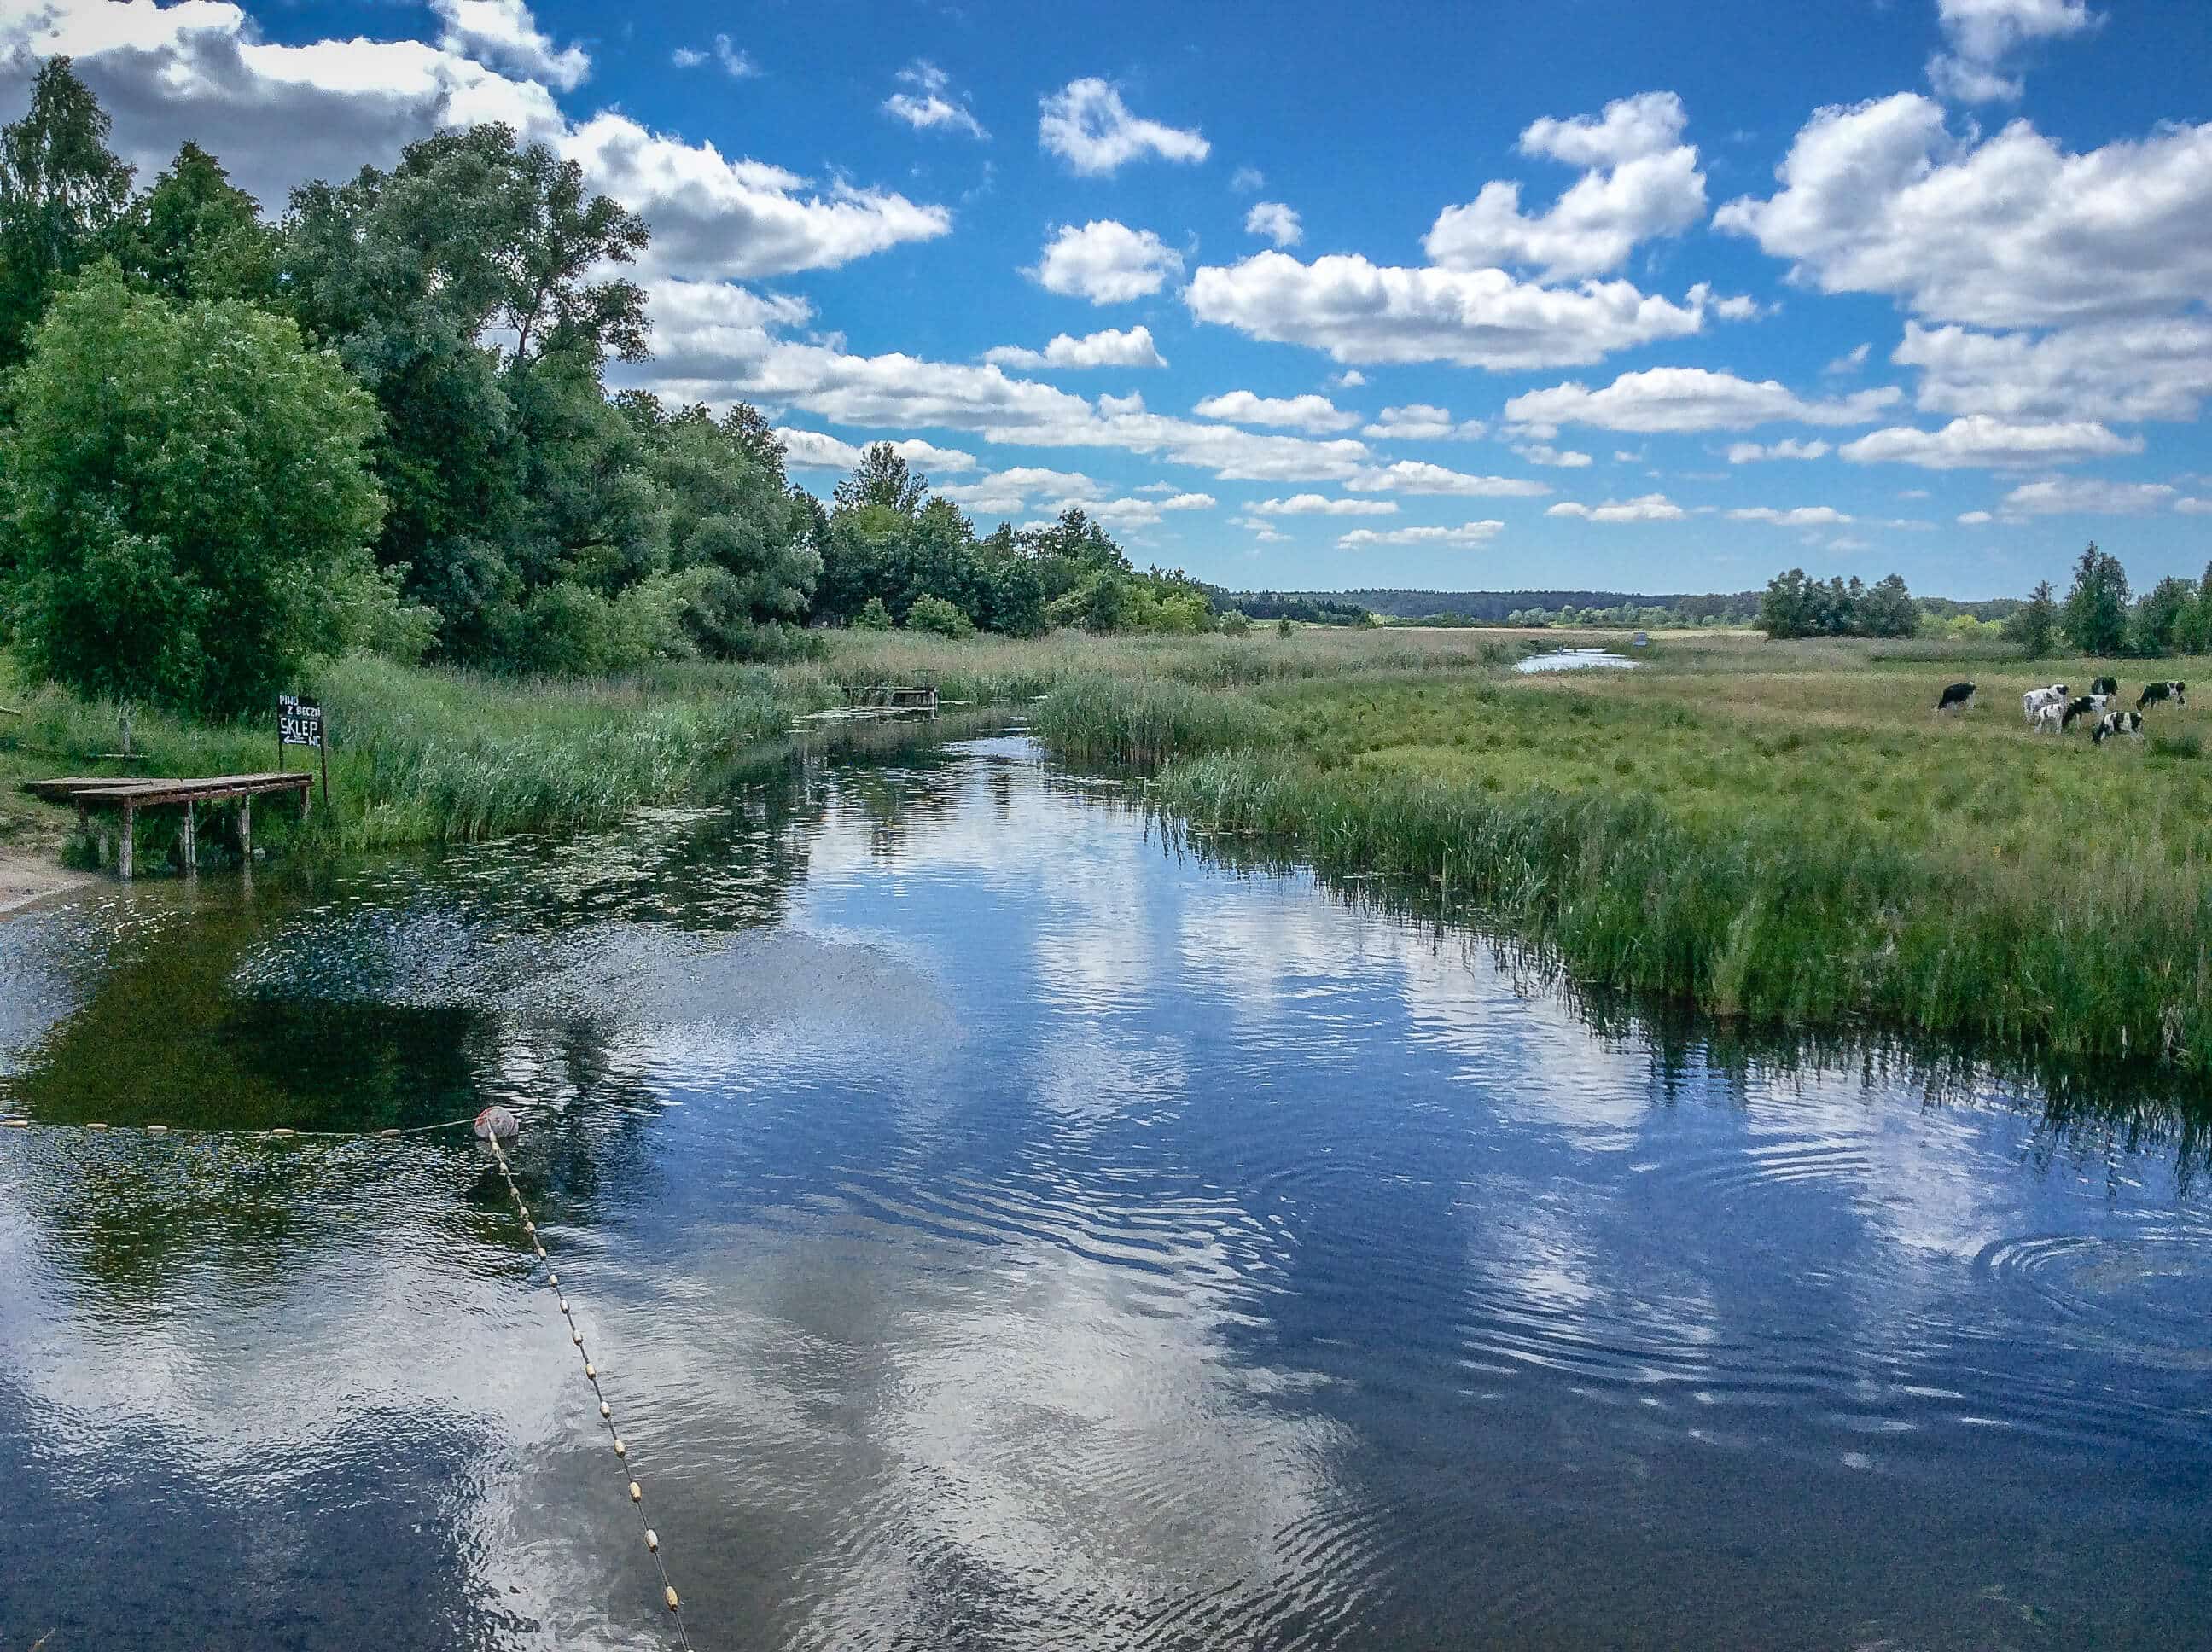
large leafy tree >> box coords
[2061,542,2131,656]
[113,140,278,305]
[0,57,134,368]
[281,124,650,659]
[0,272,393,715]
[2130,574,2195,657]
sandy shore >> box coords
[0,848,96,918]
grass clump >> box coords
[1030,675,1279,765]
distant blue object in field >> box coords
[474,1105,520,1142]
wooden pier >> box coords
[25,771,313,879]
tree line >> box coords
[0,60,1215,718]
[2003,543,2212,660]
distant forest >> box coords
[1221,589,1765,626]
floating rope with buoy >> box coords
[476,1107,696,1649]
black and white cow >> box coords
[2061,695,2108,731]
[2093,710,2145,745]
[2137,680,2186,710]
[1936,680,1976,713]
[2023,683,2068,726]
[2090,675,2117,698]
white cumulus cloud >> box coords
[1425,91,1705,281]
[1344,461,1551,497]
[1997,477,2176,515]
[883,60,986,138]
[1895,318,2212,423]
[1928,0,2100,104]
[1038,78,1208,175]
[774,429,979,474]
[981,326,1167,369]
[1191,391,1359,433]
[565,114,951,278]
[432,0,589,90]
[1837,415,2142,468]
[1339,521,1505,548]
[1726,438,1833,462]
[1244,201,1302,247]
[1546,493,1686,522]
[1184,252,1707,369]
[1513,444,1594,468]
[1504,367,1900,433]
[1726,505,1854,526]
[1030,220,1184,303]
[1715,94,2212,329]
[1250,496,1399,516]
[1362,404,1487,440]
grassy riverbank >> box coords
[1033,630,2212,1072]
[0,627,1505,868]
[15,626,2212,1073]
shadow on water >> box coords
[3,729,2210,1651]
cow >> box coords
[2093,710,2145,745]
[2090,675,2117,698]
[2023,684,2068,725]
[2061,695,2108,731]
[1936,680,1976,713]
[2138,680,2186,710]
[2030,701,2064,735]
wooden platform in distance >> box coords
[26,771,312,807]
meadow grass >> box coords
[1033,631,2212,1071]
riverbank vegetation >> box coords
[1028,629,2212,1074]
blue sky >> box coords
[5,0,2210,596]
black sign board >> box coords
[277,694,329,808]
[278,695,323,747]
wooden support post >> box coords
[300,780,311,823]
[237,794,253,859]
[119,803,134,881]
[181,799,197,874]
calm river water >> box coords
[2,733,2208,1649]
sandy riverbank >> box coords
[0,848,95,918]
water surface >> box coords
[2,735,2208,1649]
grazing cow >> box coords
[2031,701,2064,735]
[2138,680,2186,710]
[1936,680,1976,713]
[2023,684,2068,725]
[2090,675,2117,698]
[2093,710,2145,745]
[2061,695,2107,731]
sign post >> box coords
[277,694,329,811]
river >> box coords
[2,733,2207,1649]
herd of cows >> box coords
[1934,677,2187,744]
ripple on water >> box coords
[1975,1227,2212,1367]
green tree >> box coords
[905,592,973,637]
[2177,561,2212,654]
[0,58,134,367]
[853,595,893,630]
[0,273,393,715]
[2003,579,2059,657]
[1276,615,1295,638]
[2061,542,2130,656]
[834,443,928,515]
[112,140,277,305]
[1854,573,1918,638]
[281,124,649,659]
[2130,574,2195,657]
